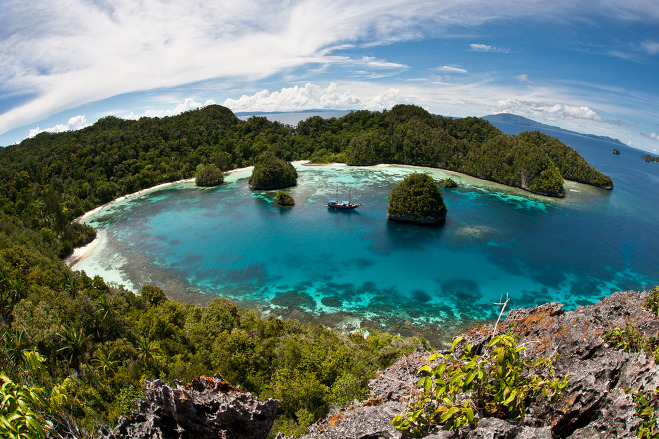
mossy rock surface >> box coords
[387,173,447,224]
[195,164,224,187]
[249,151,297,190]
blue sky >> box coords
[1,0,658,152]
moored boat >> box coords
[327,188,360,210]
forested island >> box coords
[249,151,298,189]
[0,104,617,437]
[387,173,448,224]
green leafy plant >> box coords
[628,388,659,439]
[643,286,659,317]
[393,333,567,437]
[0,351,50,439]
[604,325,659,363]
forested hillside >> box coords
[0,104,613,437]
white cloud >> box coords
[222,82,399,112]
[641,132,659,141]
[496,99,603,122]
[469,43,510,53]
[437,66,467,73]
[516,74,532,83]
[124,98,216,119]
[28,115,88,138]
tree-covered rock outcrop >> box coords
[249,151,297,190]
[438,177,458,188]
[517,131,613,189]
[387,173,447,224]
[195,164,224,187]
[275,190,295,206]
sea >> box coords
[71,120,659,346]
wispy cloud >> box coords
[469,43,510,53]
[358,56,408,69]
[437,66,468,73]
[641,41,659,55]
[641,132,659,141]
[516,74,533,83]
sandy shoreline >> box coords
[73,165,258,223]
[64,232,102,267]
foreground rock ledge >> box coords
[102,374,277,439]
[294,290,659,439]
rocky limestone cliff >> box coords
[101,374,277,439]
[297,290,659,439]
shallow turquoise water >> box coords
[73,132,659,346]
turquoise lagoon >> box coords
[72,131,659,346]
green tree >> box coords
[195,164,224,187]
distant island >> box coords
[483,113,627,147]
[642,154,659,163]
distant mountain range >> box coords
[483,113,626,147]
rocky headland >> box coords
[104,290,659,438]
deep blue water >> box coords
[73,126,659,346]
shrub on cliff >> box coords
[387,173,447,224]
[195,164,224,187]
[249,151,297,190]
[393,333,567,436]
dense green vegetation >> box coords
[195,163,224,187]
[0,266,422,436]
[249,151,298,190]
[0,103,614,436]
[275,190,295,206]
[387,173,447,224]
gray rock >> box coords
[103,374,277,439]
